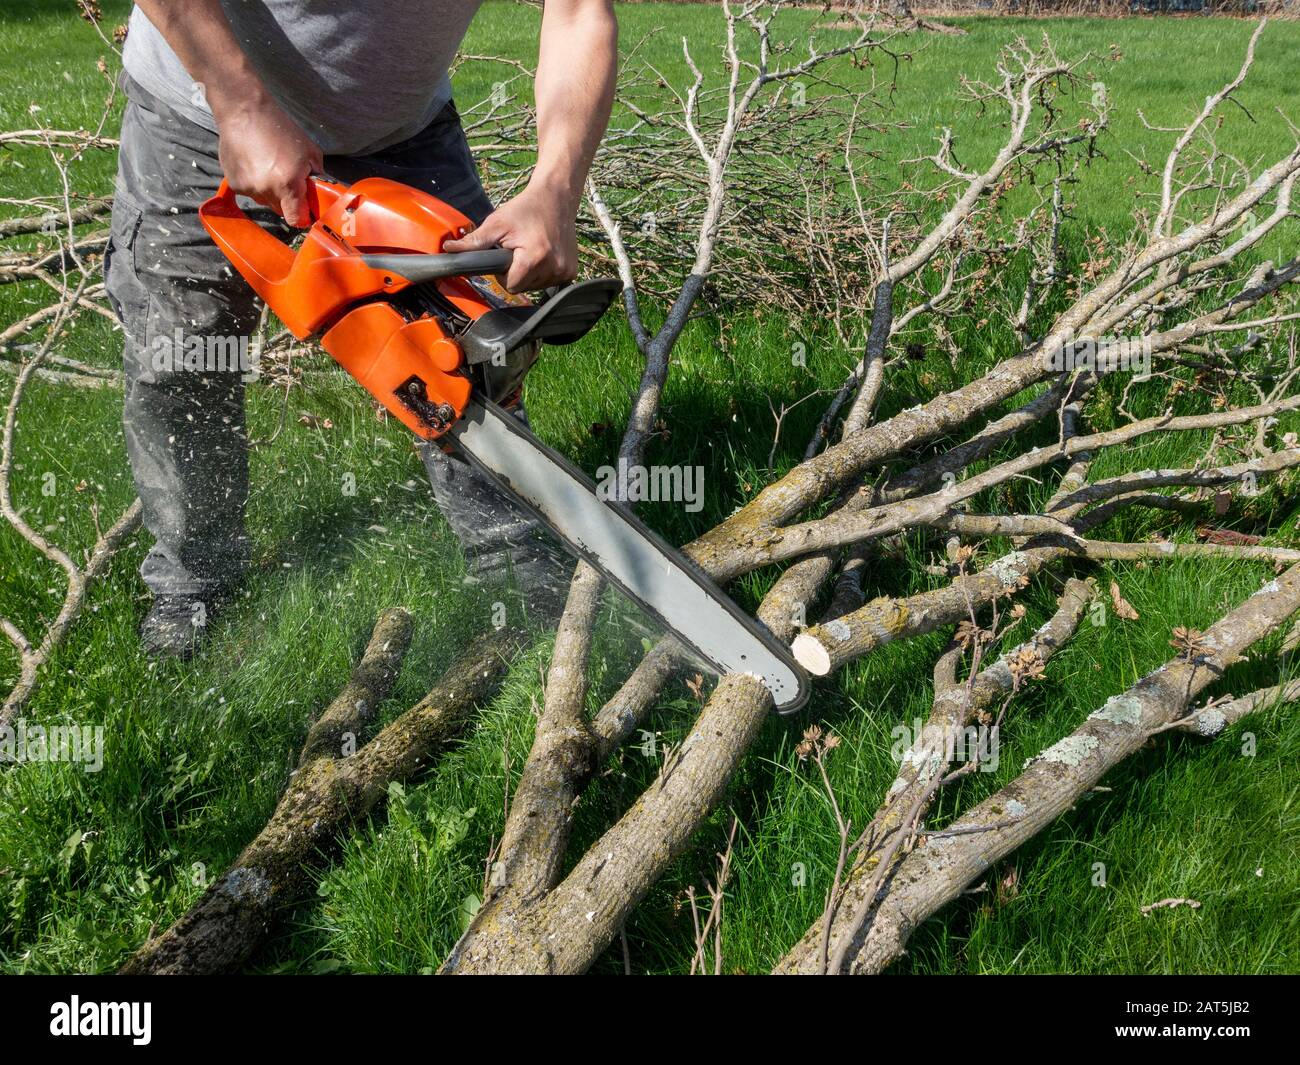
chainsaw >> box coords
[199,175,808,712]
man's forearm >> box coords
[132,1,323,223]
[132,0,270,121]
[530,0,618,212]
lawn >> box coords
[0,0,1296,974]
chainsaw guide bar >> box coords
[448,398,809,712]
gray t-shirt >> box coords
[123,1,483,156]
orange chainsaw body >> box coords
[199,176,508,440]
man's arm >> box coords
[442,0,618,291]
[134,0,322,226]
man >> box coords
[105,0,618,656]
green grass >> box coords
[1,1,1297,974]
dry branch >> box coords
[452,0,894,961]
[0,198,110,238]
[297,608,414,767]
[1,279,141,725]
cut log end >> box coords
[791,632,832,676]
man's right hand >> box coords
[213,93,322,228]
[134,1,323,226]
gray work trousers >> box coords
[105,75,555,600]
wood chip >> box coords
[1110,581,1139,620]
[1140,897,1201,916]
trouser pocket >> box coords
[103,194,145,333]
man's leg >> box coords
[106,78,271,651]
[326,104,571,609]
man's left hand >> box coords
[442,184,578,293]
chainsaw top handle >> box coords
[199,175,513,339]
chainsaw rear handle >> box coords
[198,176,348,322]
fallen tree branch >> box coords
[297,608,414,767]
[119,623,524,974]
[0,198,110,238]
[1149,677,1300,737]
[776,561,1300,973]
[1,277,141,726]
